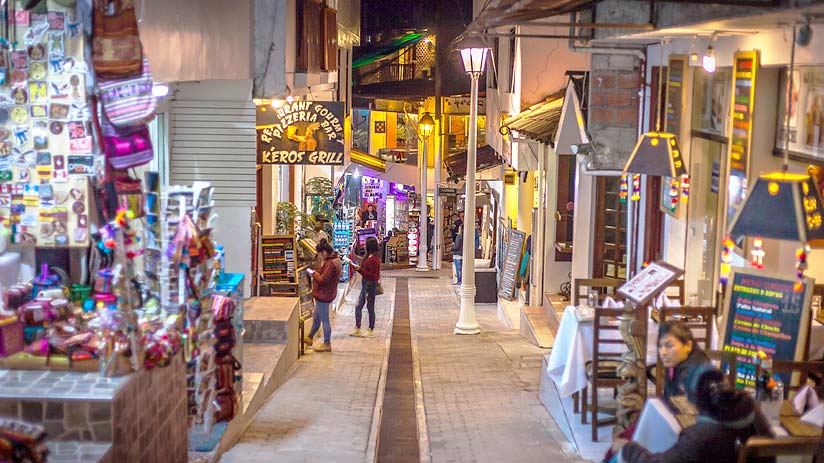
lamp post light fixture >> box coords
[416,112,435,272]
[455,37,488,335]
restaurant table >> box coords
[547,305,659,398]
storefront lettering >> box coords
[259,149,344,165]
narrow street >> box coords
[220,270,586,463]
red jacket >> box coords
[356,254,381,282]
[312,253,342,302]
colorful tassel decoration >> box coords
[750,237,765,269]
[619,175,628,204]
[631,174,641,201]
[795,245,810,292]
[669,177,680,212]
[680,175,690,203]
[720,238,735,285]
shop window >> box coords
[296,0,336,73]
[554,155,575,262]
[593,176,627,279]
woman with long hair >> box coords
[348,237,381,337]
[304,239,341,352]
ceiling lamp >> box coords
[623,40,687,178]
[702,45,716,73]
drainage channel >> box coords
[376,277,421,463]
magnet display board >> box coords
[498,229,525,301]
[720,269,814,388]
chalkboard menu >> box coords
[730,51,758,174]
[720,269,814,388]
[498,229,525,300]
[260,235,297,284]
[297,266,314,320]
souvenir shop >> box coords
[0,2,242,461]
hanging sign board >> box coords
[729,51,758,175]
[617,260,684,305]
[256,101,345,165]
[720,269,814,388]
[498,229,525,301]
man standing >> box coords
[451,210,464,242]
[361,204,378,224]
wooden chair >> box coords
[572,278,623,307]
[581,306,626,441]
[736,436,824,463]
[665,279,686,305]
[705,350,738,389]
[655,306,716,396]
[571,277,623,415]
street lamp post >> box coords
[417,112,435,272]
[455,38,489,335]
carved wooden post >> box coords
[615,301,649,436]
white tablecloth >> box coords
[547,305,659,397]
[632,398,681,453]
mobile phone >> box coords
[306,268,315,275]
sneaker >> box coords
[349,328,362,337]
[366,329,375,338]
[303,335,314,346]
[314,343,332,352]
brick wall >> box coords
[588,53,643,170]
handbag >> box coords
[92,0,143,78]
[98,57,156,128]
[376,280,384,296]
[114,175,145,217]
[101,115,154,170]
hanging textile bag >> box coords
[100,114,153,170]
[98,57,156,128]
[92,0,143,78]
[114,175,145,217]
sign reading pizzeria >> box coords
[256,101,345,165]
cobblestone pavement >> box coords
[219,277,396,463]
[409,275,586,463]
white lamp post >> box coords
[417,112,435,272]
[455,37,488,335]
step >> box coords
[520,305,555,348]
[47,441,112,463]
[243,297,299,343]
[543,292,567,337]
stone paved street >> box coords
[220,270,588,463]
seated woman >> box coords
[658,319,710,398]
[616,366,760,463]
[605,320,710,462]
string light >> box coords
[631,174,641,201]
[751,238,765,268]
[680,175,690,203]
[619,175,628,204]
[795,245,810,292]
[720,238,735,285]
[669,177,680,212]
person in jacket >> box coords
[304,239,341,352]
[348,237,381,337]
[658,319,710,398]
[617,366,761,463]
[452,226,464,285]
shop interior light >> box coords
[271,100,285,109]
[702,45,716,73]
[354,168,361,178]
[152,82,170,98]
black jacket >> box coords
[663,346,709,399]
[622,415,759,463]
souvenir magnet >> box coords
[28,81,47,103]
[49,55,63,74]
[13,126,30,146]
[29,105,47,118]
[67,155,93,175]
[48,32,64,54]
[33,122,47,149]
[10,50,27,70]
[53,154,64,170]
[23,23,48,44]
[0,128,10,141]
[72,201,84,213]
[28,62,46,80]
[73,228,86,243]
[69,74,82,100]
[0,68,7,86]
[49,80,69,99]
[27,44,46,61]
[0,141,9,156]
[30,13,46,24]
[49,103,69,120]
[39,184,53,199]
[0,107,10,124]
[54,234,69,246]
[49,121,63,135]
[10,106,28,124]
[10,87,27,105]
[10,69,26,85]
[69,137,91,154]
[0,171,11,182]
[48,12,65,31]
[16,170,28,182]
[52,170,67,183]
[36,165,50,181]
[0,50,8,68]
[14,10,30,27]
[36,151,50,166]
[67,121,85,139]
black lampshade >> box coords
[729,172,824,242]
[623,132,687,178]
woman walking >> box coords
[348,237,381,337]
[304,239,341,352]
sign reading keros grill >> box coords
[257,101,345,165]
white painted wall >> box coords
[519,23,591,105]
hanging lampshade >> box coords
[728,172,824,242]
[623,132,687,178]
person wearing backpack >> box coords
[347,237,381,337]
[304,239,341,352]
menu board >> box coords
[720,269,814,388]
[617,261,684,305]
[297,266,314,320]
[730,51,758,174]
[260,235,296,283]
[498,229,525,300]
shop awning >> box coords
[445,145,503,180]
[350,149,386,173]
[466,0,599,32]
[345,150,421,186]
[352,33,426,69]
[503,95,564,145]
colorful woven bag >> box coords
[92,0,143,78]
[98,57,156,128]
[101,114,154,170]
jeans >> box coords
[355,280,377,329]
[309,300,332,344]
[453,256,463,284]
